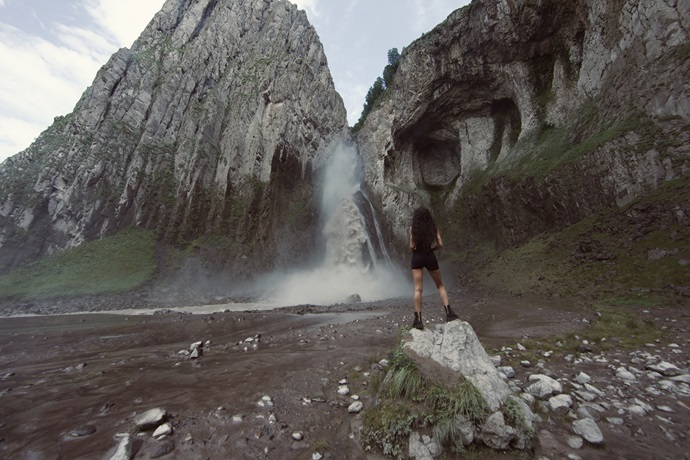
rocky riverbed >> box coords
[0,292,688,459]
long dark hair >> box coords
[411,207,437,252]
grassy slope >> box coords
[452,176,690,305]
[0,229,156,299]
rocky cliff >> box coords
[0,0,347,274]
[357,0,690,254]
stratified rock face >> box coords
[357,0,690,247]
[0,0,347,272]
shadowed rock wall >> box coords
[357,0,690,252]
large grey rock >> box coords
[548,394,573,415]
[109,434,134,460]
[646,361,682,377]
[525,375,562,400]
[572,418,604,445]
[133,408,167,431]
[404,321,511,411]
[408,432,442,460]
[480,411,516,450]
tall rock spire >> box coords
[0,0,347,273]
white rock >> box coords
[153,423,172,438]
[480,412,516,450]
[567,435,584,449]
[517,343,526,351]
[576,389,597,401]
[497,366,516,379]
[669,374,690,384]
[338,379,348,385]
[292,431,303,441]
[404,321,511,411]
[312,453,323,460]
[526,374,562,400]
[549,394,573,415]
[647,361,681,376]
[574,372,591,384]
[109,434,134,460]
[232,414,244,423]
[337,386,350,396]
[572,418,604,445]
[348,401,363,413]
[584,383,605,397]
[657,405,675,413]
[520,393,536,406]
[133,408,167,431]
[490,355,502,367]
[606,417,624,425]
[616,367,636,381]
[627,404,648,416]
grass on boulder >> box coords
[0,228,156,299]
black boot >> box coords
[412,312,424,330]
[444,305,459,322]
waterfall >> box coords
[265,143,407,305]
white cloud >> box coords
[0,0,166,161]
[85,0,165,47]
[0,24,106,157]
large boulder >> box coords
[403,320,511,412]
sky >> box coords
[0,0,470,163]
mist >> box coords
[261,142,409,306]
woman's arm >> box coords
[409,226,415,251]
[433,228,444,251]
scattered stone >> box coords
[408,432,442,459]
[337,386,350,396]
[566,435,583,449]
[312,452,323,460]
[455,415,475,446]
[646,361,681,377]
[68,425,97,438]
[526,374,562,399]
[480,411,516,450]
[517,343,526,351]
[490,355,502,367]
[232,414,244,423]
[574,372,591,384]
[348,401,363,413]
[616,367,636,381]
[572,418,604,445]
[153,423,173,438]
[108,434,134,460]
[292,431,304,441]
[497,366,516,379]
[606,417,624,425]
[133,408,167,431]
[520,360,532,368]
[657,405,675,413]
[548,394,573,415]
[257,395,273,407]
[148,439,175,459]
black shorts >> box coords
[411,250,439,271]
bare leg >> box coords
[412,269,424,313]
[428,269,449,306]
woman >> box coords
[409,206,458,329]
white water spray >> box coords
[265,143,408,305]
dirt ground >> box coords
[0,292,688,460]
